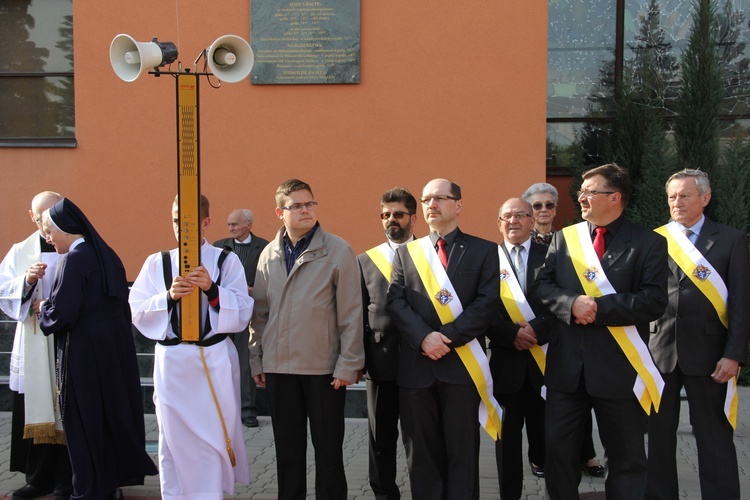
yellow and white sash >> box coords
[655,221,738,428]
[498,247,548,398]
[407,236,504,440]
[365,242,395,283]
[562,222,664,414]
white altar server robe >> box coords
[129,242,253,500]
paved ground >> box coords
[1,387,749,499]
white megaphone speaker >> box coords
[110,34,178,82]
[206,35,254,83]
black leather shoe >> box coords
[243,416,259,427]
[529,462,545,478]
[53,483,73,500]
[12,484,54,499]
[582,463,605,477]
[107,487,124,500]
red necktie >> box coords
[437,238,448,269]
[593,227,607,260]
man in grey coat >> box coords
[250,179,364,500]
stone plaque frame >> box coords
[250,0,360,84]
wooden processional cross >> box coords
[176,72,202,341]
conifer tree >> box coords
[674,0,724,176]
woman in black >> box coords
[37,199,157,499]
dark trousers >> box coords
[495,377,545,500]
[546,383,647,500]
[400,381,481,500]
[266,373,348,500]
[646,367,740,500]
[580,411,597,462]
[10,392,72,489]
[230,328,258,419]
[366,378,401,500]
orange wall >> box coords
[0,0,548,280]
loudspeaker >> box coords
[206,35,254,83]
[110,34,178,82]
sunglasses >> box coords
[532,202,556,211]
[380,211,412,220]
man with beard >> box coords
[357,187,418,499]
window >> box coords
[0,0,74,147]
[547,0,750,173]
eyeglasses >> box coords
[280,201,318,212]
[499,212,532,222]
[380,211,412,220]
[577,189,615,198]
[420,195,459,205]
[532,202,556,211]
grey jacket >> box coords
[249,224,364,382]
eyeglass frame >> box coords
[532,202,556,211]
[419,195,460,205]
[380,211,413,220]
[498,212,532,222]
[576,189,615,198]
[280,201,319,212]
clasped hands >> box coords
[168,266,212,300]
[421,331,452,360]
[572,295,597,325]
[514,322,538,351]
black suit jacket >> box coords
[358,246,401,381]
[487,241,551,394]
[213,232,270,286]
[386,229,500,389]
[532,218,668,399]
[649,217,750,375]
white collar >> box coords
[677,214,706,236]
[503,238,531,255]
[70,237,85,250]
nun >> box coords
[36,199,157,500]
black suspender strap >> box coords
[159,248,232,345]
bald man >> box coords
[0,191,72,500]
[387,178,500,500]
[214,208,269,427]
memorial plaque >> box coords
[250,0,360,84]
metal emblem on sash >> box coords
[583,266,599,283]
[499,269,511,281]
[435,288,453,306]
[693,264,712,281]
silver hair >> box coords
[665,169,711,195]
[522,182,559,204]
[239,209,254,224]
